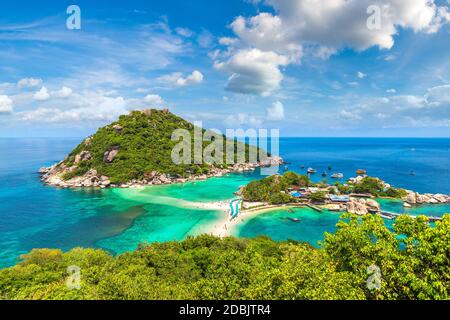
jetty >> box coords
[374,211,442,222]
[306,204,323,212]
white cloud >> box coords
[0,95,13,114]
[33,86,50,101]
[16,89,168,124]
[158,70,204,87]
[340,109,362,122]
[224,113,262,127]
[426,84,450,104]
[19,93,130,123]
[17,77,42,88]
[229,13,302,62]
[175,27,194,38]
[143,94,165,106]
[266,101,285,120]
[248,0,450,52]
[357,71,366,79]
[386,88,397,93]
[215,0,450,96]
[214,48,288,96]
[55,86,73,98]
[335,84,450,129]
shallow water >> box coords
[0,137,449,268]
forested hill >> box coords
[40,109,263,186]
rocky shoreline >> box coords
[39,156,284,189]
[402,190,450,206]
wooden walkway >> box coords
[375,211,442,222]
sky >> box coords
[1,0,450,137]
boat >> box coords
[331,173,344,179]
[287,217,300,223]
[307,168,317,174]
[287,208,294,213]
[300,164,305,169]
[328,165,332,171]
[409,171,416,176]
[356,169,367,175]
[321,172,327,177]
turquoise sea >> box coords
[0,138,449,268]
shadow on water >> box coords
[18,205,147,255]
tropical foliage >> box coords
[241,171,311,204]
[1,214,448,300]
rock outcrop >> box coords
[74,151,92,164]
[402,190,450,205]
[40,156,282,189]
[103,147,119,163]
[345,197,381,216]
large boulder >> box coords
[346,198,369,215]
[403,191,417,204]
[365,199,381,212]
[84,137,92,146]
[74,151,92,164]
[113,124,123,133]
[103,147,119,163]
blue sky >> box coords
[1,0,450,137]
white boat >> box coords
[307,168,317,174]
[331,173,344,179]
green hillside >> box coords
[52,109,261,184]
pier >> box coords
[306,204,323,212]
[374,211,442,222]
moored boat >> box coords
[331,173,344,179]
[307,168,317,174]
[356,169,367,175]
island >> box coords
[238,171,450,214]
[39,109,283,189]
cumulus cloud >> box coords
[143,94,165,106]
[357,72,367,79]
[386,88,397,93]
[266,101,285,120]
[33,86,50,101]
[19,93,130,123]
[17,90,167,124]
[17,77,42,88]
[215,0,450,95]
[0,95,13,114]
[158,70,204,87]
[229,13,302,62]
[224,113,263,128]
[55,86,73,98]
[249,0,450,51]
[214,49,288,96]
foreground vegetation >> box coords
[1,214,449,300]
